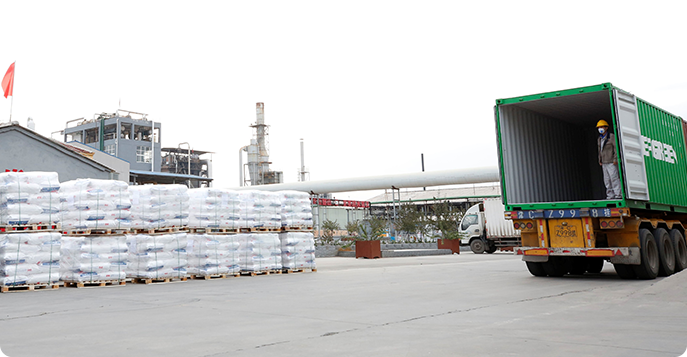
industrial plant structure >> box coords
[239,103,283,186]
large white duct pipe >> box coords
[233,166,500,194]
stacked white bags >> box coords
[188,188,243,229]
[60,179,131,231]
[243,191,281,229]
[278,191,313,228]
[237,233,282,272]
[0,232,61,286]
[127,233,188,279]
[60,235,128,282]
[186,234,240,276]
[129,185,189,230]
[279,232,316,271]
[0,172,60,226]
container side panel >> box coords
[484,197,519,238]
[613,90,650,200]
[637,99,687,207]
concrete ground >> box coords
[1,253,686,357]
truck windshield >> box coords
[461,214,478,230]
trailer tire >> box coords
[543,257,567,277]
[614,264,636,279]
[586,258,604,274]
[526,262,547,277]
[470,239,485,254]
[653,228,675,277]
[485,242,497,254]
[632,229,659,280]
[568,258,587,275]
[670,229,687,273]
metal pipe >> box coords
[300,138,306,182]
[239,145,248,186]
[232,166,500,194]
[179,142,191,187]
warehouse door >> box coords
[613,89,650,201]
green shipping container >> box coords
[495,83,687,213]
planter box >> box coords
[355,240,381,259]
[437,239,461,254]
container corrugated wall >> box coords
[636,98,687,207]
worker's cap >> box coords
[596,120,609,128]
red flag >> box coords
[2,62,15,99]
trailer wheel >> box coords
[632,229,659,280]
[653,228,675,276]
[485,242,497,254]
[525,262,547,277]
[670,229,687,273]
[568,258,587,275]
[543,257,567,277]
[613,264,636,279]
[470,239,485,254]
[586,258,604,274]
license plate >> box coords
[552,223,579,239]
[512,208,617,220]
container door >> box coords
[613,89,650,201]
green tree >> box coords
[358,215,387,241]
[394,203,429,239]
[431,201,463,240]
[319,219,340,245]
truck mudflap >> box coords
[514,247,641,265]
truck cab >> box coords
[458,203,483,246]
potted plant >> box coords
[431,201,463,254]
[356,216,386,259]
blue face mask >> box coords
[598,128,606,134]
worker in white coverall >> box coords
[597,120,622,199]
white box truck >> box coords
[458,197,521,254]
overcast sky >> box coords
[1,1,685,200]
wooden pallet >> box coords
[1,283,59,293]
[281,226,314,232]
[282,267,317,274]
[63,280,126,288]
[240,270,282,277]
[131,227,188,235]
[131,276,187,284]
[63,228,129,236]
[0,223,61,233]
[242,227,281,233]
[188,273,239,280]
[188,227,241,234]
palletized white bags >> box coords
[188,188,243,229]
[278,191,313,228]
[279,232,316,270]
[129,185,189,230]
[237,233,282,272]
[60,235,128,282]
[0,232,61,286]
[242,191,282,229]
[127,232,188,279]
[60,179,131,231]
[186,234,240,276]
[0,172,60,226]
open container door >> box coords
[613,89,650,201]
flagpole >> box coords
[9,94,13,122]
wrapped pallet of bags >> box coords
[279,232,316,272]
[127,232,188,281]
[236,233,282,273]
[241,191,281,229]
[0,232,61,289]
[0,171,60,227]
[60,179,131,232]
[60,235,128,284]
[186,234,240,277]
[129,185,189,231]
[188,188,243,229]
[278,191,313,229]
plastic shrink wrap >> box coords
[237,233,282,272]
[188,189,243,229]
[279,232,316,270]
[0,172,60,226]
[60,235,127,282]
[127,233,188,279]
[129,185,189,230]
[277,191,313,228]
[60,179,131,231]
[242,191,281,229]
[0,232,61,286]
[186,234,240,276]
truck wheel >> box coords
[633,228,659,280]
[670,229,687,273]
[568,258,587,275]
[526,262,547,277]
[470,239,485,254]
[614,264,636,279]
[586,258,604,274]
[653,228,675,277]
[543,257,567,277]
[485,243,497,254]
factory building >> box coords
[239,103,283,186]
